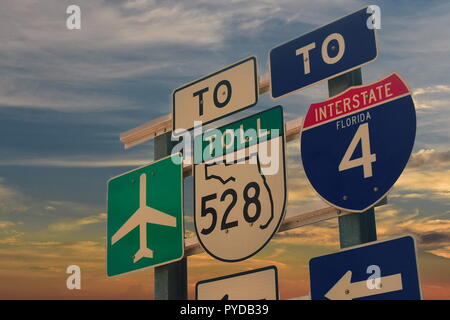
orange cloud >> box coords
[428,246,450,259]
[48,213,107,232]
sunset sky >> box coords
[0,0,449,299]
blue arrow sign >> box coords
[269,6,378,99]
[309,236,422,300]
[300,73,416,212]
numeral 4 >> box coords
[339,123,376,178]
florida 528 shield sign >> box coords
[301,73,416,212]
[194,106,287,262]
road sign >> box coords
[173,56,258,134]
[107,153,184,277]
[309,236,422,300]
[196,266,279,300]
[193,106,287,262]
[270,6,378,99]
[301,73,416,212]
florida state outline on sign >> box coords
[301,73,416,212]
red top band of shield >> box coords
[303,73,410,130]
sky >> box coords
[0,0,449,299]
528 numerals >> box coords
[200,181,261,235]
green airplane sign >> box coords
[107,154,184,277]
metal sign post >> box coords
[327,69,377,249]
[154,132,188,300]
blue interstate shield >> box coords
[301,73,416,212]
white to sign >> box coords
[193,106,287,262]
[172,56,258,134]
[196,266,279,300]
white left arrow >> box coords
[325,271,403,300]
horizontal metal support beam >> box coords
[288,295,311,300]
[121,114,172,149]
[285,116,303,143]
[184,197,386,257]
[120,73,271,149]
[258,72,270,95]
[184,200,352,257]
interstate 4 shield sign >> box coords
[301,73,416,212]
[194,106,287,262]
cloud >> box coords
[397,218,450,237]
[0,0,363,112]
[418,232,450,246]
[410,82,450,112]
[0,82,141,111]
[273,220,339,247]
[414,85,450,96]
[382,2,450,56]
[0,178,105,235]
[428,246,450,259]
[62,240,105,254]
[0,157,150,168]
[30,241,62,247]
[0,178,30,214]
[0,221,18,229]
[288,180,318,205]
[408,149,450,169]
[2,1,226,50]
[0,179,19,200]
[0,230,25,245]
[0,0,227,111]
[412,96,450,112]
[374,204,450,259]
[48,213,107,232]
[286,154,319,206]
[390,149,450,199]
[394,168,450,199]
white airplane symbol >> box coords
[111,173,176,263]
